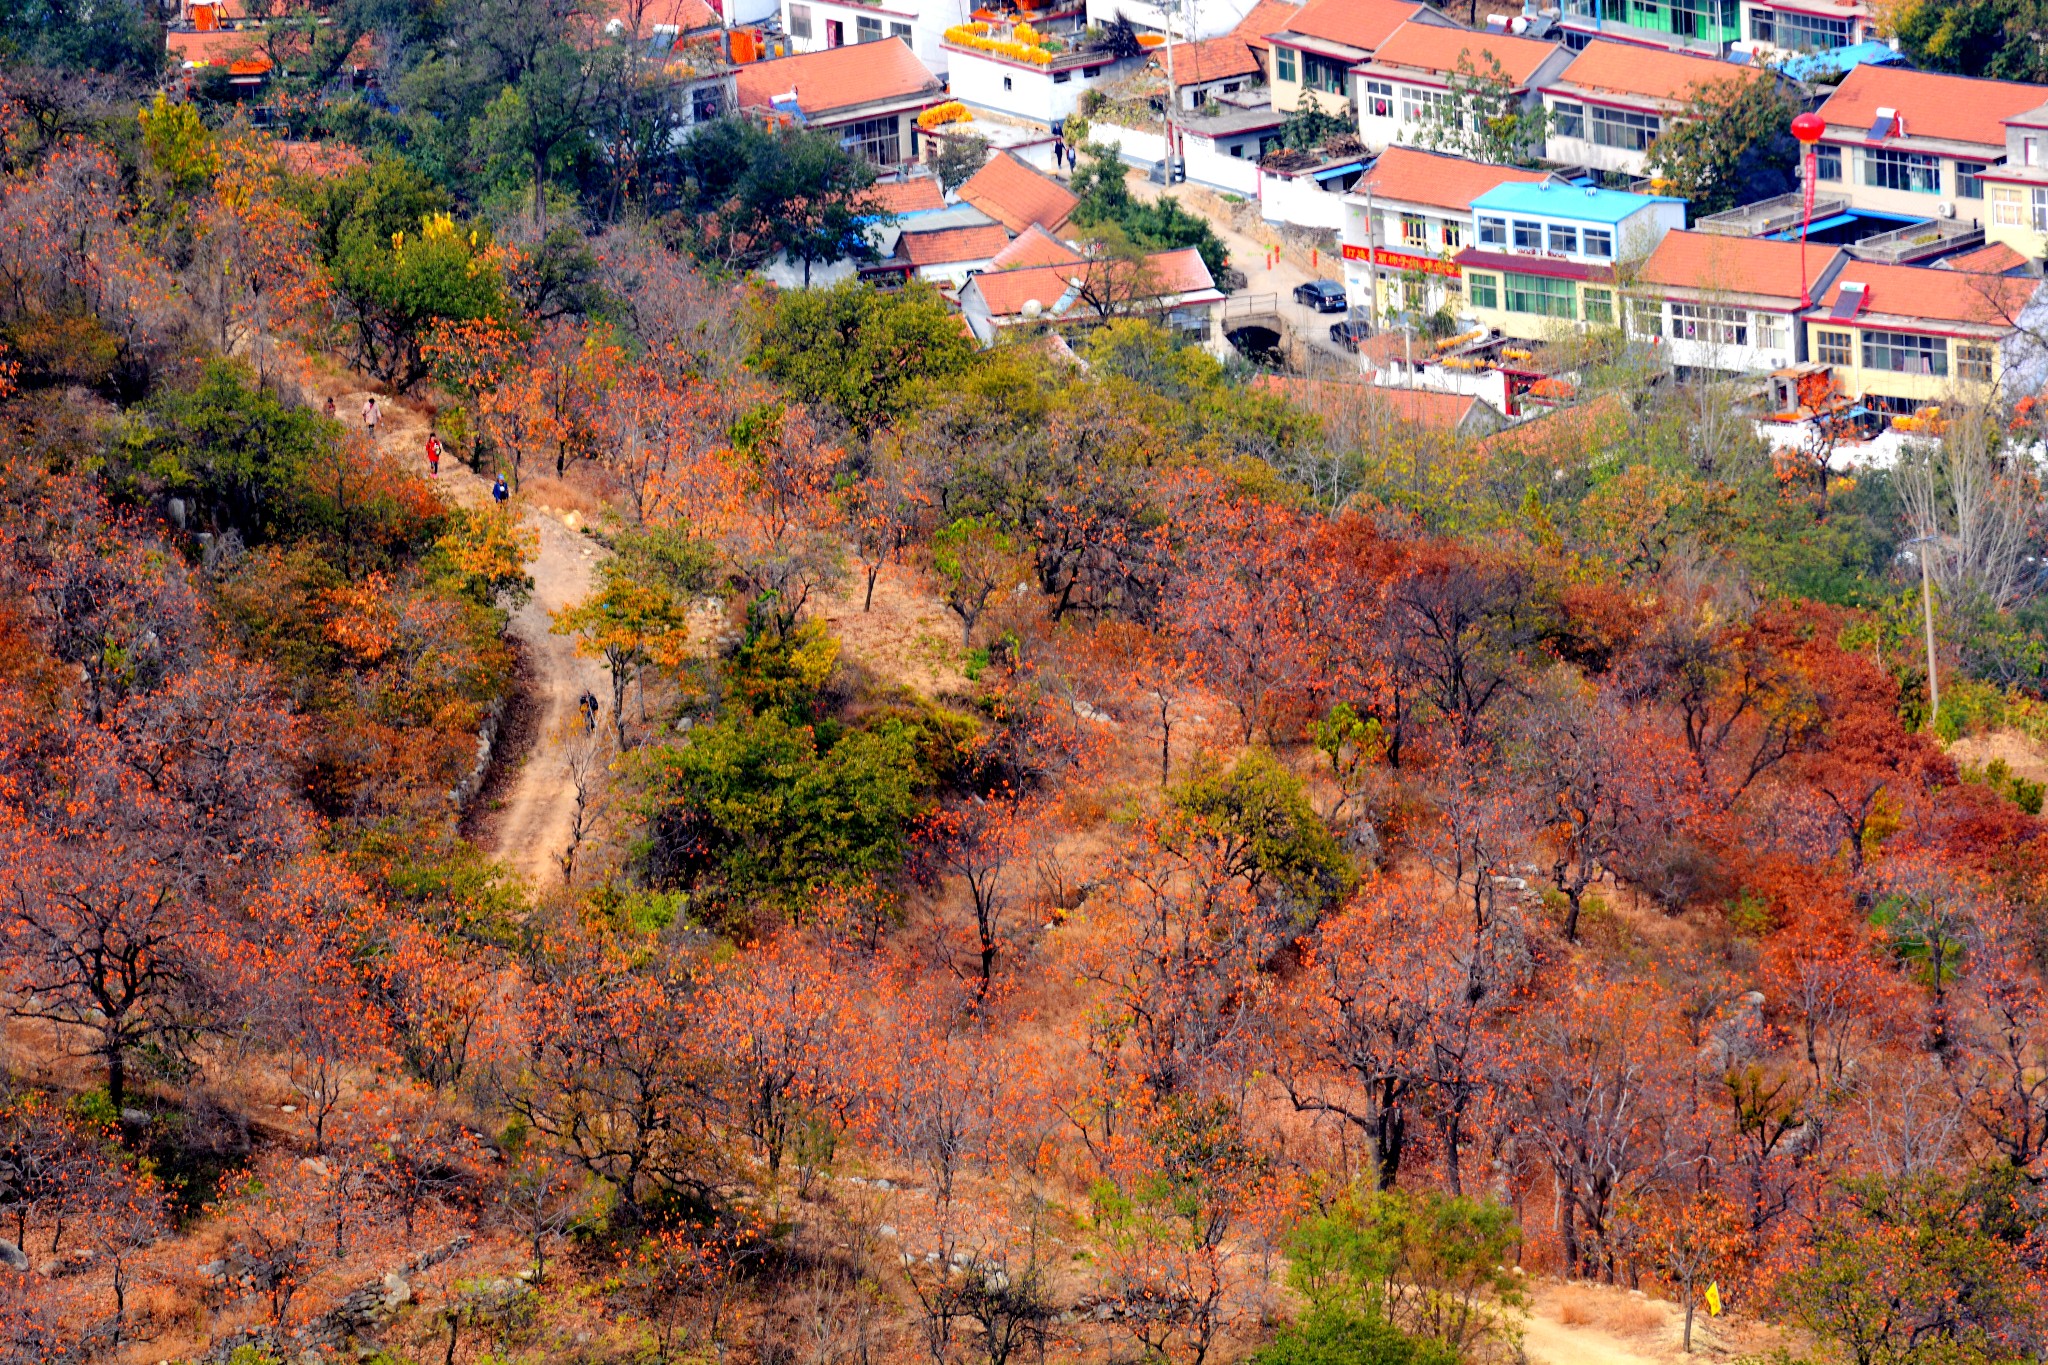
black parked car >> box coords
[1329,319,1372,351]
[1293,280,1348,312]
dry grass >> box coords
[1550,1285,1672,1336]
[1949,728,2048,786]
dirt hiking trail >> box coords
[311,370,608,888]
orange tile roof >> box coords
[1269,0,1421,53]
[1476,393,1629,456]
[871,176,947,215]
[970,247,1217,317]
[1234,0,1301,52]
[1257,376,1485,431]
[167,27,271,68]
[1367,22,1561,85]
[1810,261,2039,328]
[990,224,1085,269]
[1356,145,1551,212]
[1159,33,1261,85]
[1816,64,2048,149]
[598,0,722,35]
[735,38,942,119]
[1937,241,2029,274]
[1636,230,1843,303]
[957,151,1079,234]
[899,222,1011,266]
[1550,39,1744,105]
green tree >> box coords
[1250,1311,1459,1365]
[1645,73,1801,216]
[930,516,1028,646]
[330,211,507,391]
[0,0,161,75]
[1069,149,1230,281]
[639,709,936,925]
[1775,1175,2043,1365]
[751,280,975,442]
[1284,1185,1525,1361]
[1168,749,1356,919]
[553,550,699,748]
[683,119,893,283]
[929,133,991,191]
[1415,53,1551,166]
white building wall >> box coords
[781,0,972,72]
[1184,136,1261,196]
[1087,0,1255,39]
[948,48,1112,124]
[1260,170,1349,230]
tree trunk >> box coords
[107,1045,126,1115]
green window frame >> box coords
[1275,46,1298,82]
[1503,271,1576,318]
[1468,272,1499,309]
[1582,287,1614,325]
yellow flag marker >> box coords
[1705,1282,1723,1317]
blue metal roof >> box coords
[1471,180,1682,224]
[1777,41,1908,81]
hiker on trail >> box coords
[579,691,599,734]
[492,476,509,506]
[362,396,380,439]
[425,431,443,476]
[1053,140,1065,171]
[323,396,336,420]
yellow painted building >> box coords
[1800,262,2045,412]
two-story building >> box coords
[1968,102,2048,264]
[1539,40,1744,177]
[958,246,1225,343]
[1455,180,1684,339]
[1633,230,1850,376]
[1801,262,2048,413]
[1553,0,1736,55]
[781,0,949,76]
[1807,65,2048,228]
[1736,0,1875,56]
[735,38,945,167]
[1341,147,1554,319]
[1352,23,1571,156]
[1263,0,1454,117]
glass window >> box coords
[1814,144,1841,182]
[1304,53,1349,94]
[1548,224,1578,253]
[1863,147,1941,194]
[1958,343,1995,381]
[2034,188,2048,233]
[1590,106,1659,152]
[1755,313,1784,350]
[890,21,911,38]
[788,2,811,38]
[1993,187,2025,227]
[1402,214,1428,247]
[1861,329,1947,375]
[1748,8,1773,39]
[1054,69,1071,83]
[1815,329,1851,366]
[1956,161,1988,200]
[1503,270,1576,317]
[692,84,722,122]
[1363,79,1394,119]
[1275,46,1297,82]
[844,113,902,165]
[1553,101,1584,139]
[1583,287,1613,325]
[1442,220,1461,249]
[1668,301,1747,346]
[1513,219,1543,249]
[1468,272,1499,308]
[1750,5,1848,48]
[1582,228,1612,258]
[1402,85,1452,124]
[856,14,881,41]
[1478,215,1507,245]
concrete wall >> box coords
[1822,142,1998,226]
[948,47,1122,124]
[1261,169,1348,230]
[1542,124,1651,177]
[1987,184,2048,261]
[1090,121,1261,196]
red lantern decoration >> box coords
[1790,111,1826,144]
[1790,111,1826,306]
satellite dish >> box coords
[1022,299,1043,318]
